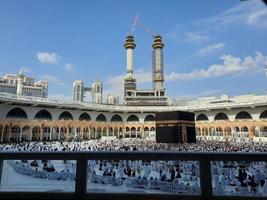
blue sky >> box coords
[0,0,267,101]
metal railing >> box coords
[0,151,266,200]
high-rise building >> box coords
[72,80,84,102]
[0,70,48,98]
[72,79,107,104]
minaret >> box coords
[124,35,136,96]
[17,69,25,96]
[152,35,164,90]
[124,35,136,79]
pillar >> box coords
[40,128,43,141]
[67,127,69,139]
[29,128,32,141]
[1,128,4,142]
[249,129,253,138]
[81,128,84,139]
[74,128,77,139]
[58,128,61,140]
[49,128,52,141]
[8,126,11,142]
[19,127,22,141]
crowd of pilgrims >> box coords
[1,138,267,195]
[0,138,267,152]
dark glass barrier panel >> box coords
[0,160,76,192]
[211,161,267,197]
[87,160,200,194]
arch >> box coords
[109,127,113,136]
[235,111,252,120]
[79,112,91,121]
[43,126,51,141]
[83,128,90,140]
[32,126,41,141]
[110,114,123,122]
[215,127,223,137]
[10,126,20,141]
[260,126,267,137]
[214,112,229,121]
[6,107,27,119]
[224,126,231,137]
[96,114,107,122]
[259,110,267,119]
[195,127,201,136]
[144,115,155,122]
[0,125,3,142]
[196,114,208,121]
[102,127,107,136]
[58,111,73,120]
[127,114,139,122]
[3,125,10,142]
[240,126,249,138]
[114,127,119,137]
[51,126,60,140]
[203,127,209,136]
[241,126,249,132]
[21,126,30,141]
[34,109,52,120]
[209,127,215,136]
[130,127,136,138]
[96,127,102,138]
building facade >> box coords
[0,70,48,98]
[0,93,267,142]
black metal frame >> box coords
[0,151,266,200]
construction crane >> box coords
[130,12,140,35]
[129,13,154,37]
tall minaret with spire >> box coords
[124,35,136,96]
[152,35,165,91]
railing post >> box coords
[199,159,212,200]
[75,159,87,200]
[0,159,3,189]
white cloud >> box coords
[166,52,267,81]
[37,52,60,64]
[198,0,267,29]
[198,43,225,56]
[165,31,209,43]
[64,63,74,71]
[135,69,152,84]
[183,32,209,43]
[247,8,267,25]
[40,74,66,86]
[104,69,152,100]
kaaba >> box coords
[155,111,196,143]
